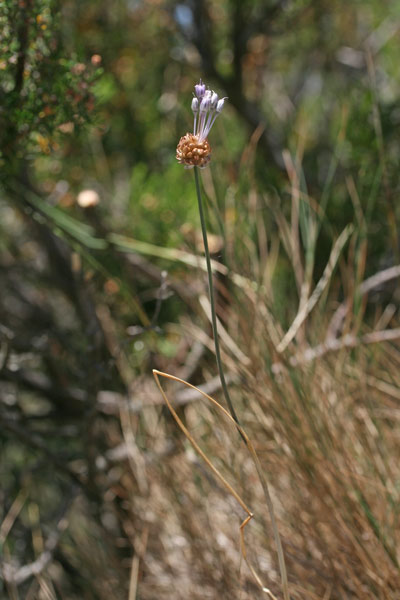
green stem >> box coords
[194,167,240,426]
[194,168,290,599]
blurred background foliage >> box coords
[1,0,400,598]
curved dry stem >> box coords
[153,369,289,599]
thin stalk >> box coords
[194,167,240,426]
[194,167,290,600]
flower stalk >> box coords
[194,167,241,427]
[176,80,290,600]
[177,80,241,429]
[176,79,238,421]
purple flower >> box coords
[192,81,227,142]
[194,79,206,99]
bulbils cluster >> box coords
[176,79,227,169]
[176,133,211,169]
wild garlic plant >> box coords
[176,81,239,425]
[175,80,291,600]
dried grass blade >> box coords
[277,224,353,353]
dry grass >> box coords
[102,283,400,598]
[96,154,400,599]
[3,147,400,599]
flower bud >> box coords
[191,97,199,113]
[200,92,211,112]
[210,91,219,109]
[194,80,206,99]
[216,97,228,113]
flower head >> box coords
[176,79,227,168]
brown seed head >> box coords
[176,133,211,168]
